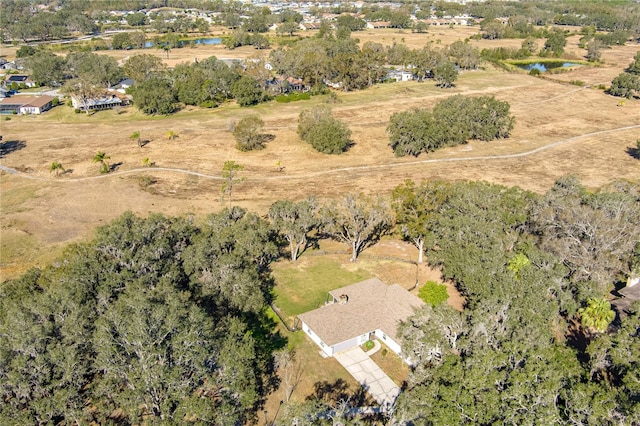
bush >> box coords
[275,92,311,103]
[363,340,375,351]
[418,281,449,307]
[607,73,640,99]
[569,80,585,86]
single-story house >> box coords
[386,70,414,82]
[71,95,124,111]
[110,78,135,94]
[4,75,36,88]
[0,95,55,114]
[0,61,18,70]
[298,278,424,359]
[367,21,390,29]
[300,22,321,31]
[268,76,309,93]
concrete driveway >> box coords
[334,346,400,410]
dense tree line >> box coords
[392,177,640,425]
[387,94,514,157]
[0,0,97,43]
[269,34,473,92]
[466,1,640,37]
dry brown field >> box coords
[1,27,639,280]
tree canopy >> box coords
[388,95,514,156]
[395,177,640,424]
[297,106,352,154]
[0,210,281,424]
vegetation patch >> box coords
[362,340,375,351]
[275,92,311,103]
[418,280,449,307]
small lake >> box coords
[144,38,222,49]
[516,61,582,72]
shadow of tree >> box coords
[627,146,640,160]
[259,134,276,144]
[0,140,26,158]
[308,379,376,406]
[309,379,350,403]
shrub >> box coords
[298,106,351,154]
[233,115,266,151]
[607,73,640,99]
[418,281,449,307]
[569,80,585,86]
[363,340,375,351]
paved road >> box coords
[334,346,400,411]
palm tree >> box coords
[93,151,110,174]
[142,157,153,167]
[578,298,615,333]
[161,44,171,59]
[49,161,65,176]
[130,130,141,148]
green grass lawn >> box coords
[271,256,371,319]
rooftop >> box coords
[298,277,424,346]
[0,95,54,108]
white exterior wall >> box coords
[374,329,402,356]
[332,335,362,354]
[19,106,42,114]
[301,321,333,357]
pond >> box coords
[143,38,222,49]
[516,61,583,72]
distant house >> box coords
[0,95,55,114]
[268,76,308,94]
[300,22,321,31]
[0,87,9,98]
[298,278,424,359]
[4,75,36,88]
[366,21,390,29]
[386,70,414,82]
[110,78,135,94]
[0,61,18,70]
[71,94,124,111]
